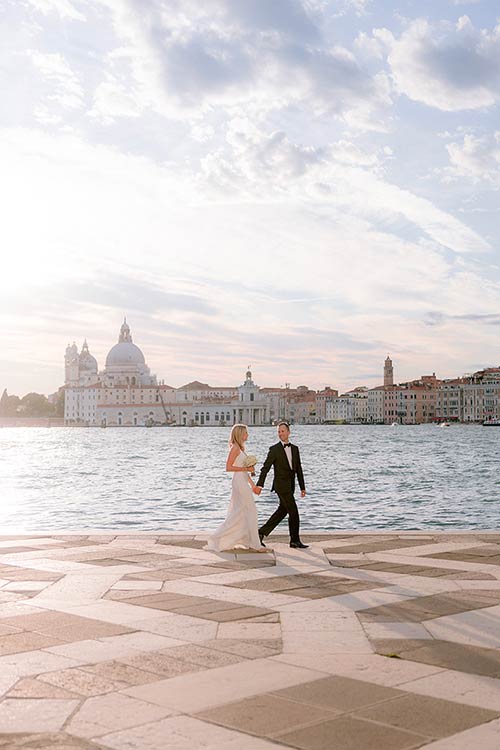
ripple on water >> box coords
[1,424,499,531]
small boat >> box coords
[483,418,500,426]
[391,422,399,427]
[440,422,450,428]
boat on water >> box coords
[483,418,500,426]
[440,422,450,428]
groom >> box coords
[253,422,308,549]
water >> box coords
[0,425,498,532]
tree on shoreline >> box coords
[0,388,64,418]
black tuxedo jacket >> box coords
[256,442,305,495]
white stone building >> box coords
[326,389,368,423]
[64,321,269,427]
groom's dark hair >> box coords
[277,421,290,429]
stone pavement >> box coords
[2,532,500,748]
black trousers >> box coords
[259,491,300,543]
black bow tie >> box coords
[283,443,291,448]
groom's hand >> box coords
[253,487,262,495]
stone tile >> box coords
[110,580,163,591]
[97,715,282,750]
[6,676,81,699]
[38,666,128,696]
[228,573,345,592]
[324,539,430,555]
[421,719,500,750]
[285,580,385,599]
[217,623,282,640]
[0,631,65,656]
[0,698,79,732]
[357,592,493,624]
[277,715,428,750]
[196,693,337,737]
[425,606,500,648]
[204,638,283,659]
[122,658,323,712]
[3,580,53,591]
[79,659,161,686]
[118,650,205,678]
[130,614,218,643]
[387,639,500,677]
[203,606,277,623]
[0,649,87,677]
[97,631,183,653]
[362,622,433,640]
[67,692,174,737]
[0,734,110,750]
[272,652,445,686]
[356,693,500,737]
[401,670,500,711]
[45,637,147,663]
[274,674,405,711]
[161,644,248,669]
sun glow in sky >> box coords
[1,0,500,395]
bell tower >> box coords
[384,355,394,387]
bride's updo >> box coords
[229,424,247,451]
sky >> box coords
[1,0,500,396]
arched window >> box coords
[131,377,136,385]
[195,412,199,421]
[206,412,210,421]
[118,411,123,426]
[215,412,219,421]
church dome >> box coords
[105,319,145,368]
[106,342,145,367]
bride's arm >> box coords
[226,445,252,473]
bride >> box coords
[205,424,265,552]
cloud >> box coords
[445,131,500,185]
[29,51,84,119]
[379,16,500,111]
[198,122,489,254]
[426,311,500,326]
[27,0,86,22]
[89,0,390,127]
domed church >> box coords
[64,319,269,427]
[103,319,156,387]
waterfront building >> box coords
[435,379,464,423]
[315,386,338,422]
[64,322,269,427]
[326,388,368,423]
[459,368,500,422]
[397,375,439,424]
[367,386,385,423]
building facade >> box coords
[64,322,270,427]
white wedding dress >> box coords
[205,451,262,552]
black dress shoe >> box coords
[259,532,266,548]
[290,541,309,549]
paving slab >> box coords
[2,532,500,748]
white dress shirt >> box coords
[281,441,293,470]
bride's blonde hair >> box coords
[229,423,247,452]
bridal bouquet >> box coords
[243,455,258,475]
